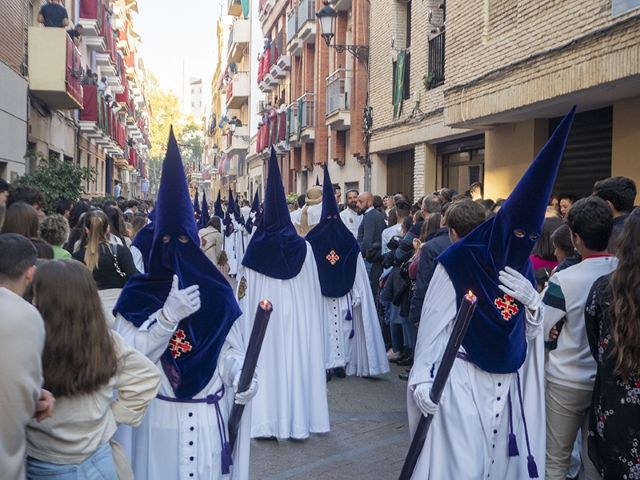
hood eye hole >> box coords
[529,233,539,241]
[162,235,170,243]
[326,215,332,220]
[179,235,189,243]
[513,229,526,238]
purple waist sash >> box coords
[156,386,234,475]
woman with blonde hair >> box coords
[585,208,640,479]
[72,210,139,325]
[26,259,160,479]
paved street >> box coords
[248,364,410,480]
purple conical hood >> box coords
[241,147,307,279]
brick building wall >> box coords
[369,0,453,147]
[444,0,640,125]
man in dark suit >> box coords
[356,192,387,295]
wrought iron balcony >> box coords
[427,32,445,89]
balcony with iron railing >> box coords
[78,85,126,157]
[297,0,316,44]
[223,127,249,155]
[427,32,445,89]
[287,7,302,56]
[79,0,104,40]
[227,19,251,63]
[228,0,242,17]
[226,72,250,109]
[95,11,118,76]
[325,69,351,130]
[28,27,83,110]
[296,93,315,142]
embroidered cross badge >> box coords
[169,329,193,358]
[326,250,340,265]
[238,276,247,300]
[494,294,519,320]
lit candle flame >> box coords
[260,300,273,311]
[467,291,475,298]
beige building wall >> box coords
[483,119,548,200]
[444,0,640,127]
[612,95,640,190]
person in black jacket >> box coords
[399,200,485,380]
[356,192,387,296]
[72,210,139,325]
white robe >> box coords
[323,257,390,377]
[240,207,252,254]
[340,208,362,238]
[113,312,252,480]
[223,216,245,276]
[407,264,546,480]
[236,243,330,440]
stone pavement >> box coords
[248,364,411,480]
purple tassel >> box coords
[508,433,519,457]
[345,309,352,321]
[221,441,233,474]
[527,455,538,478]
[349,329,354,339]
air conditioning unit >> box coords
[121,171,130,184]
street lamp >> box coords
[212,144,219,156]
[316,1,369,64]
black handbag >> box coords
[365,242,382,263]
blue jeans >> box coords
[27,442,117,480]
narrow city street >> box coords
[249,365,410,480]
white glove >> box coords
[414,382,439,416]
[498,266,541,311]
[233,370,259,405]
[351,295,361,308]
[161,275,201,324]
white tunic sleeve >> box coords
[113,311,176,363]
[408,264,457,390]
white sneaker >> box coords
[387,348,401,360]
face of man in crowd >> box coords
[356,195,370,215]
[346,191,358,211]
[0,190,8,207]
[335,188,341,204]
[559,199,573,217]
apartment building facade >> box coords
[214,0,265,202]
[369,0,640,202]
[219,0,372,200]
[0,0,150,199]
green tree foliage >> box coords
[179,120,204,167]
[147,71,205,196]
[147,72,182,162]
[15,152,97,214]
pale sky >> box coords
[133,0,225,112]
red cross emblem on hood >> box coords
[169,329,193,358]
[494,294,519,320]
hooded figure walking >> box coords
[406,107,576,479]
[112,129,258,479]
